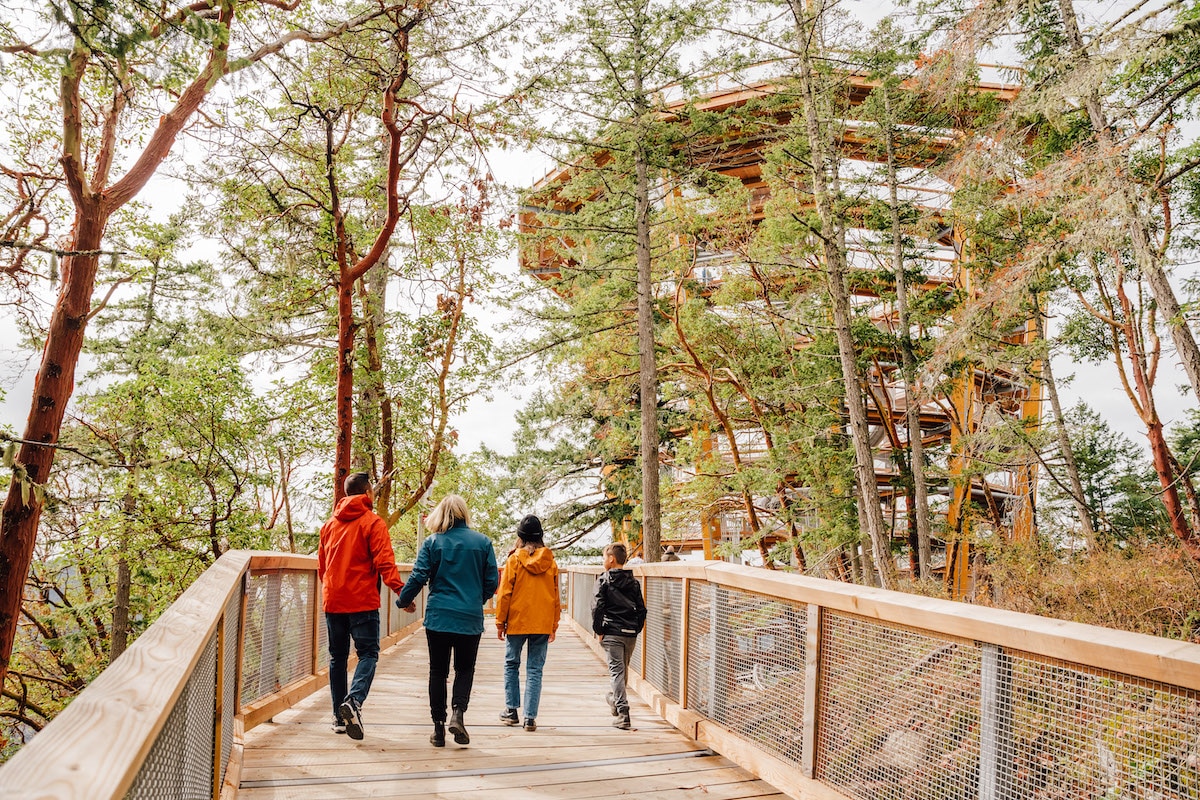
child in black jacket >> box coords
[591,543,647,729]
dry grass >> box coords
[977,540,1200,642]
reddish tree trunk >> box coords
[333,276,357,504]
[0,204,107,688]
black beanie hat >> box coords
[516,514,544,542]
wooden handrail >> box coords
[0,551,252,799]
[0,550,418,800]
[563,561,1200,800]
[599,561,1200,691]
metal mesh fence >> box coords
[999,652,1200,799]
[643,577,682,702]
[570,572,596,630]
[385,567,422,636]
[686,581,717,717]
[240,570,315,706]
[815,611,983,800]
[219,590,239,787]
[126,633,217,800]
[698,584,807,765]
[556,566,1200,800]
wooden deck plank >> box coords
[238,624,787,799]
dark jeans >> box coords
[326,609,380,718]
[426,628,482,722]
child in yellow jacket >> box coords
[495,515,560,731]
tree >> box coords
[0,0,414,694]
[786,0,897,587]
[520,0,731,560]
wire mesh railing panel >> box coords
[571,572,595,630]
[126,632,217,800]
[219,590,239,786]
[240,570,315,705]
[644,577,683,702]
[274,571,315,689]
[815,611,983,800]
[686,581,716,717]
[999,653,1200,799]
[239,571,272,706]
[389,568,423,634]
[316,603,328,673]
[704,585,807,765]
[633,576,645,678]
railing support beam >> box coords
[979,643,1014,800]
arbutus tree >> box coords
[0,0,423,697]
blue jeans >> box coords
[504,633,549,719]
[326,609,380,717]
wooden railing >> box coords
[564,562,1200,800]
[0,551,422,800]
[6,553,1199,800]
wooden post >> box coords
[801,603,822,778]
[979,643,1014,799]
[678,578,690,709]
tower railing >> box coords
[565,561,1200,800]
[0,551,422,800]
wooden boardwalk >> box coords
[237,626,789,800]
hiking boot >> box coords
[613,711,631,730]
[430,721,445,747]
[338,698,364,740]
[523,718,537,732]
[499,707,519,726]
[448,707,470,745]
[605,691,617,716]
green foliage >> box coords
[1040,403,1171,546]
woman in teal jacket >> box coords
[397,494,499,747]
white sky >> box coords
[1,0,1193,466]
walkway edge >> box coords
[567,618,853,800]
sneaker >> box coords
[499,708,519,726]
[338,698,364,740]
[523,718,537,732]
[605,691,617,716]
[332,718,346,735]
[613,711,631,730]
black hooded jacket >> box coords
[591,568,647,636]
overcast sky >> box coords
[2,0,1193,463]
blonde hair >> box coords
[425,494,470,533]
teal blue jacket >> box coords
[397,521,499,635]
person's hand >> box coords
[549,631,556,643]
[405,602,417,613]
[497,626,506,640]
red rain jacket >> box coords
[318,494,405,614]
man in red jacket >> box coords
[318,472,414,740]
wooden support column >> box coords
[1013,317,1041,541]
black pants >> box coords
[426,629,482,722]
